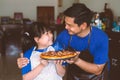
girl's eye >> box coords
[44,31,52,35]
[46,32,49,35]
[44,32,48,35]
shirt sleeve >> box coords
[52,41,64,51]
[21,47,34,75]
[93,36,109,64]
[54,30,70,50]
[22,62,31,75]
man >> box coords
[55,3,109,80]
[17,3,109,80]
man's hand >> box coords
[17,53,29,69]
[17,57,29,68]
[66,51,80,64]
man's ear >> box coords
[81,22,87,30]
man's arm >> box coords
[66,52,105,75]
[74,58,105,75]
[17,57,29,69]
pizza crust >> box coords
[40,50,77,60]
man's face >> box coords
[64,16,82,35]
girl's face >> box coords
[35,31,53,49]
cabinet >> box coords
[0,28,5,55]
[37,6,54,26]
[0,24,23,55]
[106,31,120,80]
[0,24,23,36]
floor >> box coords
[0,31,22,80]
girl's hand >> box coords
[54,60,63,65]
[40,59,48,67]
[54,60,66,77]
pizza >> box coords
[40,50,78,60]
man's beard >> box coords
[68,30,82,36]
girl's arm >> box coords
[54,60,66,77]
[23,59,48,80]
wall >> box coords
[0,0,57,21]
[58,0,74,13]
[0,0,119,21]
[80,0,120,19]
[0,0,74,21]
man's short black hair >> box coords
[64,3,94,26]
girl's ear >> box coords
[34,37,39,43]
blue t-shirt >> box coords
[55,26,109,65]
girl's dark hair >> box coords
[21,22,51,53]
[63,3,94,26]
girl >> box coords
[21,22,65,80]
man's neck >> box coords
[77,27,91,38]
